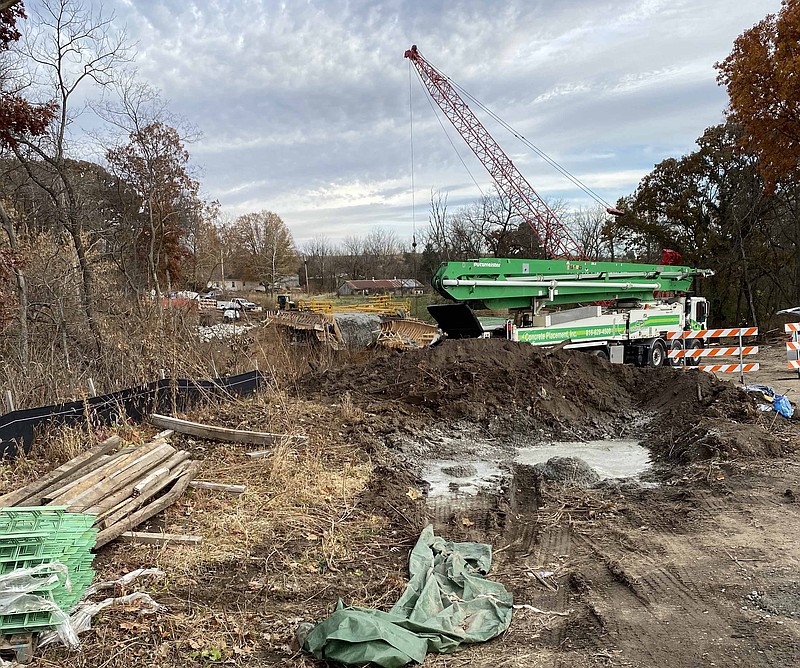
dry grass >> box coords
[1,329,419,667]
[137,433,376,574]
[28,387,412,667]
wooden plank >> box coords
[118,531,202,546]
[148,413,307,446]
[43,439,169,505]
[22,454,116,507]
[98,461,191,528]
[133,451,191,496]
[0,436,121,508]
[189,481,246,495]
[245,450,270,458]
[83,450,190,516]
[94,461,200,548]
[56,443,176,512]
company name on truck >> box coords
[518,325,621,343]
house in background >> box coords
[207,279,265,292]
[207,275,300,293]
[337,278,425,297]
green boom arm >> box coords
[432,258,714,310]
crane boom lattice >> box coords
[405,45,587,260]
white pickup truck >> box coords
[216,298,263,313]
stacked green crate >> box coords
[0,507,97,634]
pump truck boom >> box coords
[406,45,714,366]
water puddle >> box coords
[421,439,653,501]
[423,459,504,497]
[515,439,652,480]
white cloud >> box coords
[47,0,783,246]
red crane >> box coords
[406,44,617,261]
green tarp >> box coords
[303,525,513,667]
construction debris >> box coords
[0,432,200,550]
[265,294,441,350]
[0,508,97,647]
[377,318,440,349]
[264,310,342,347]
[149,413,308,445]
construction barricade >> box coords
[786,323,800,377]
[667,327,759,383]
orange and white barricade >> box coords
[786,323,800,376]
[667,327,759,382]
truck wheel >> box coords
[667,339,684,367]
[590,348,609,361]
[686,339,703,366]
[649,339,667,368]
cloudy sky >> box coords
[52,0,783,247]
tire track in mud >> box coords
[570,517,772,668]
[532,522,573,662]
[572,531,725,666]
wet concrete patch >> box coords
[515,440,652,480]
[423,459,504,497]
[419,438,653,503]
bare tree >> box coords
[9,0,131,350]
[571,204,616,260]
[228,210,296,294]
[340,234,366,281]
[302,233,332,293]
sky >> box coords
[40,0,784,248]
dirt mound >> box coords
[303,339,634,426]
[298,339,791,461]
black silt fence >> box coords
[0,370,268,459]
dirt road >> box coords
[302,339,800,668]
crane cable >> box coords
[450,76,616,211]
[412,56,618,213]
[408,61,417,252]
[410,66,488,200]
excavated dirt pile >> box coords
[301,338,791,461]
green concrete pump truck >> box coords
[428,257,714,367]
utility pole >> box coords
[304,256,310,297]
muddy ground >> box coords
[26,337,800,667]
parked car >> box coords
[231,297,262,312]
[216,297,263,313]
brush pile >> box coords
[0,431,199,548]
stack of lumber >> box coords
[0,431,199,549]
